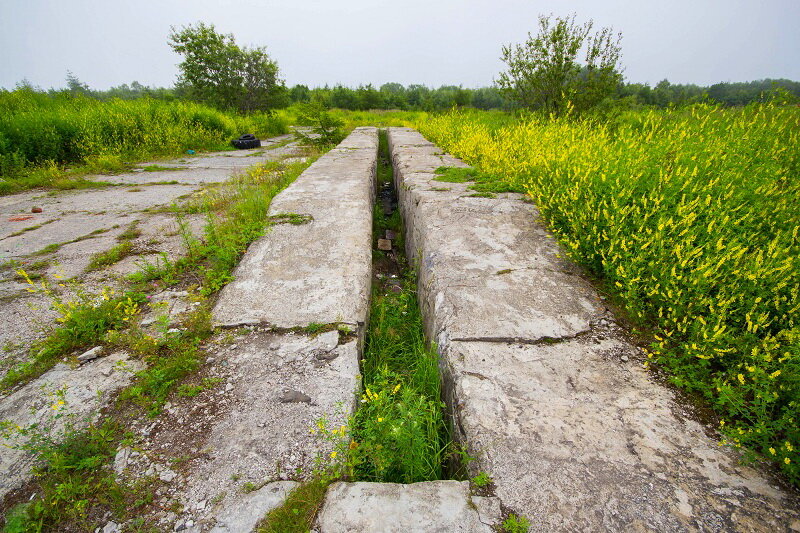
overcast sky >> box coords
[1,0,798,91]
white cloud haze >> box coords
[1,0,798,90]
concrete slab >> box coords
[209,480,299,533]
[133,328,360,531]
[387,127,800,531]
[316,481,500,532]
[0,351,144,499]
[213,127,378,330]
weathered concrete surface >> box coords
[131,329,358,531]
[316,481,500,532]
[0,136,301,378]
[388,127,800,532]
[213,127,378,330]
[209,480,298,533]
[0,351,144,499]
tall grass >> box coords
[0,89,289,193]
[419,103,800,484]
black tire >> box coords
[232,138,261,149]
[239,133,257,141]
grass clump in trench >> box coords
[330,130,450,483]
[347,279,450,482]
[256,477,330,533]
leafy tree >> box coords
[293,102,344,148]
[65,71,91,96]
[497,13,622,114]
[290,84,311,103]
[168,22,286,112]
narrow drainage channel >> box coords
[346,129,454,483]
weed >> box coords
[140,164,186,172]
[267,213,313,225]
[256,477,330,533]
[117,221,143,241]
[0,420,152,531]
[471,471,493,487]
[503,514,531,533]
[1,274,145,391]
[86,240,134,271]
[177,377,223,397]
[3,219,57,239]
[433,165,523,194]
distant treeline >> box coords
[9,76,800,111]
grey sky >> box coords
[1,0,798,91]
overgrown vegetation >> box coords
[434,165,524,194]
[129,158,314,296]
[0,276,145,392]
[419,102,800,484]
[0,420,156,532]
[256,477,331,533]
[0,90,288,193]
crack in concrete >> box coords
[450,327,593,347]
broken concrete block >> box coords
[377,239,392,251]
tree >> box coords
[168,22,286,112]
[497,14,622,115]
[65,71,91,96]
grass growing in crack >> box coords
[31,227,112,257]
[1,420,156,532]
[86,221,142,272]
[434,165,523,194]
[256,477,331,533]
[140,164,186,172]
[128,157,317,296]
[502,514,531,533]
[86,241,134,271]
[0,275,145,392]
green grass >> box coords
[140,164,186,172]
[0,421,155,532]
[86,240,134,271]
[0,283,146,392]
[0,90,291,194]
[256,477,330,533]
[344,130,450,483]
[433,165,523,194]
